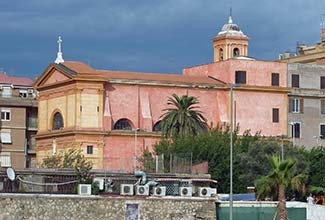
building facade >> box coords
[0,73,37,169]
[288,63,325,147]
[34,15,289,171]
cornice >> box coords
[108,79,226,90]
[232,86,290,93]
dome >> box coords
[221,16,240,32]
[216,16,247,37]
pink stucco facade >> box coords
[34,58,288,172]
[184,59,289,136]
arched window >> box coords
[233,48,240,57]
[153,121,162,132]
[113,119,132,130]
[219,49,224,61]
[52,112,64,130]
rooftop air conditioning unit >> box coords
[93,177,105,190]
[179,187,192,197]
[136,185,149,196]
[153,186,166,196]
[198,187,217,197]
[78,184,92,195]
[120,184,134,196]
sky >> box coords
[1,0,325,79]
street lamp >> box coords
[132,128,140,171]
[277,135,287,161]
[229,83,240,220]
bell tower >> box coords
[213,12,249,62]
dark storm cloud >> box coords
[0,0,325,78]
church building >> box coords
[34,15,289,171]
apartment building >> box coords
[0,72,37,169]
[288,63,325,147]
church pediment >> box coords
[34,64,75,88]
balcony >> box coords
[27,117,38,131]
[27,136,36,154]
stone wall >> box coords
[0,194,216,220]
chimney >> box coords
[322,29,325,42]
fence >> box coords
[0,169,212,195]
[105,153,199,174]
[0,172,76,194]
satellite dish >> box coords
[6,168,16,181]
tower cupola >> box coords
[213,13,249,62]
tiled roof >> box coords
[61,61,226,87]
[0,73,33,86]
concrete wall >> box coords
[0,194,216,220]
[288,63,325,147]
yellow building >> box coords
[279,29,325,64]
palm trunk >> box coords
[278,184,287,220]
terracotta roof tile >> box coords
[61,62,226,87]
[0,73,33,86]
[62,61,95,73]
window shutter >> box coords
[300,98,304,114]
[321,100,325,115]
[321,77,325,89]
[292,74,300,88]
[321,125,325,138]
[295,124,300,138]
[289,98,293,113]
[272,108,279,123]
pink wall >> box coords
[104,135,161,172]
[233,91,287,136]
[183,59,288,87]
[105,84,225,131]
[183,59,288,136]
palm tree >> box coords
[256,155,306,220]
[160,94,207,137]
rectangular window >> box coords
[272,108,279,123]
[292,74,300,88]
[0,109,11,121]
[321,100,325,115]
[19,90,28,98]
[292,98,299,113]
[321,77,325,89]
[320,124,325,139]
[0,130,11,144]
[235,71,246,84]
[0,154,11,167]
[272,73,279,86]
[87,145,93,154]
[289,98,304,113]
[2,87,12,98]
[290,123,300,138]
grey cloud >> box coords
[1,0,325,77]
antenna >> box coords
[321,14,325,28]
[230,7,232,17]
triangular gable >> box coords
[43,70,70,85]
[34,64,75,88]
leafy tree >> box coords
[256,156,306,220]
[160,94,207,137]
[237,139,309,195]
[42,148,93,183]
[154,125,239,192]
[308,146,325,189]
